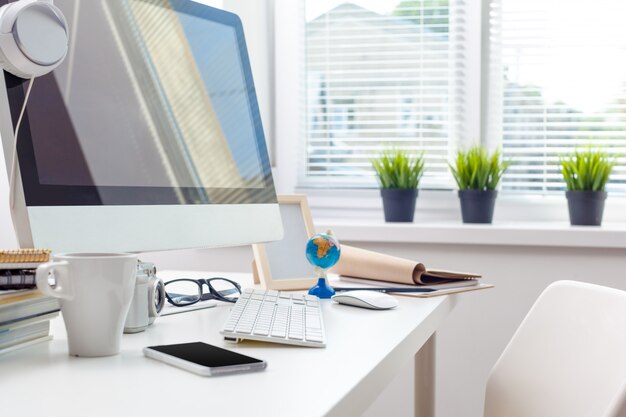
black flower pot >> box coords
[380,188,418,222]
[458,190,498,224]
[566,191,607,226]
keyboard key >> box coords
[235,326,252,334]
[288,333,303,340]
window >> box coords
[302,0,464,189]
[487,0,626,193]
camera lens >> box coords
[154,280,165,313]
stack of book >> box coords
[0,250,60,354]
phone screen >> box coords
[147,342,263,368]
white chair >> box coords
[484,280,626,417]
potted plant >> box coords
[560,147,615,226]
[450,145,510,224]
[371,148,425,222]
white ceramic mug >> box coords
[36,253,138,357]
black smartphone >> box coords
[143,342,267,376]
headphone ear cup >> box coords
[0,34,25,78]
[0,0,68,79]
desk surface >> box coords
[0,271,453,417]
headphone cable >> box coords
[8,77,35,209]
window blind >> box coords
[302,0,464,188]
[487,0,626,193]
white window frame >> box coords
[271,0,626,222]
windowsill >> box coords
[296,188,626,249]
[314,219,626,249]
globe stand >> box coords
[308,268,335,299]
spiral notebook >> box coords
[0,249,51,270]
[0,249,51,291]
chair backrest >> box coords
[485,281,626,417]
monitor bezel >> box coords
[8,0,276,207]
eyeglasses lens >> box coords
[165,280,201,306]
[210,279,241,302]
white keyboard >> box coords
[220,288,326,347]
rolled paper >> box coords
[333,245,480,285]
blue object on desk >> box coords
[306,231,340,299]
[308,277,336,298]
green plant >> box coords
[560,147,616,191]
[371,148,425,189]
[449,145,510,190]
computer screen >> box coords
[1,0,282,252]
[7,0,276,206]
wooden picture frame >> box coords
[252,195,317,290]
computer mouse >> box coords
[331,290,399,310]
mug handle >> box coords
[35,261,74,300]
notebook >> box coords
[0,249,51,290]
[332,245,481,287]
[331,276,494,298]
[0,249,51,268]
[0,270,36,290]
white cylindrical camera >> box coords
[124,261,165,334]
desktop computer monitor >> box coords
[0,0,283,253]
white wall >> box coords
[141,246,252,273]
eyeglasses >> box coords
[164,277,241,306]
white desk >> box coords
[0,271,454,417]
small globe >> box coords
[305,232,341,270]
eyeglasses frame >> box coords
[164,277,242,306]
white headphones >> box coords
[0,0,68,79]
[4,0,68,209]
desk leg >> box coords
[415,334,436,417]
